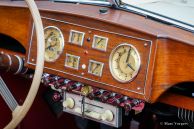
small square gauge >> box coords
[88,60,104,77]
[92,35,108,51]
[65,53,80,70]
[69,30,85,46]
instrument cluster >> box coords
[44,26,140,82]
[28,17,152,100]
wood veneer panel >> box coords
[1,1,194,45]
[0,7,31,50]
[27,17,156,100]
[151,39,194,102]
[158,93,194,111]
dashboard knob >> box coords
[63,97,75,109]
[101,110,114,122]
[85,111,101,120]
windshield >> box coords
[120,0,194,32]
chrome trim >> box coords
[69,30,85,46]
[28,16,153,95]
[88,60,104,77]
[119,4,194,33]
[14,55,23,75]
[109,43,141,83]
[92,35,108,52]
[44,26,65,62]
[5,54,12,72]
[27,23,35,64]
[21,68,29,74]
[65,53,80,70]
[54,0,112,7]
[0,76,18,111]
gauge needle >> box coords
[126,47,131,63]
[97,39,103,45]
[92,64,99,73]
[127,63,135,71]
[45,42,57,50]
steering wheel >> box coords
[3,0,45,129]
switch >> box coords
[63,97,75,109]
[101,110,114,122]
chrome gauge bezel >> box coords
[88,60,104,77]
[92,35,109,52]
[109,43,141,83]
[65,53,80,70]
[69,30,85,46]
[44,26,65,62]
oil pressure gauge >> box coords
[109,43,140,83]
[44,26,64,62]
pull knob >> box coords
[63,97,75,109]
[101,110,114,122]
[86,111,101,120]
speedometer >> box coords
[44,26,64,62]
[109,43,141,83]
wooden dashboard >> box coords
[0,1,194,110]
[28,16,154,101]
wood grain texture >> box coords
[0,1,194,107]
[0,1,194,45]
[158,93,194,111]
[151,39,194,102]
[0,7,32,50]
[28,17,156,100]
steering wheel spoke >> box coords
[0,76,19,111]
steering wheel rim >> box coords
[4,0,45,129]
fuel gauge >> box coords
[92,35,108,51]
[88,60,104,77]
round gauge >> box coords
[44,26,64,62]
[109,43,141,83]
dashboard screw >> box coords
[31,59,35,62]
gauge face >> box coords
[69,30,85,46]
[44,26,64,62]
[88,60,104,77]
[65,54,80,69]
[92,35,108,51]
[109,44,140,83]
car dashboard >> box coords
[0,1,194,129]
